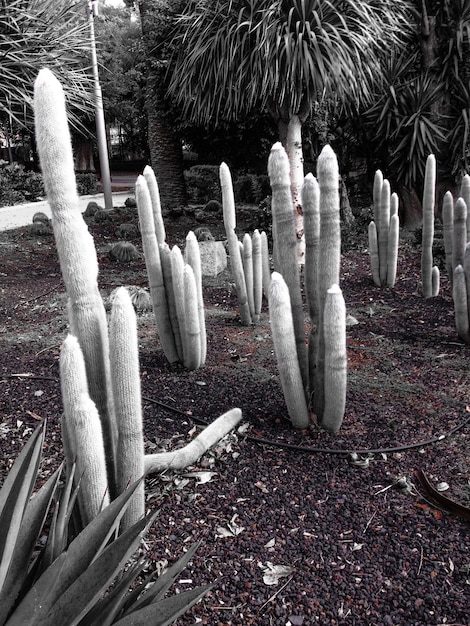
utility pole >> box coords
[87,0,113,211]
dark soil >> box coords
[0,202,469,625]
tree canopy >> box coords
[0,0,93,130]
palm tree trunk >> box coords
[137,0,186,208]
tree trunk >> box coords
[137,0,186,207]
[146,81,187,207]
[286,114,306,263]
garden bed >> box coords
[0,203,469,625]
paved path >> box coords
[0,190,135,232]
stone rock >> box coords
[198,241,227,277]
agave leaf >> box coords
[113,584,213,626]
[0,464,61,625]
[122,542,201,617]
[38,463,76,573]
[79,559,148,626]
[41,511,159,626]
[0,421,45,591]
[7,479,146,625]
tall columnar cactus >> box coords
[109,287,145,532]
[60,336,110,525]
[34,68,117,497]
[268,273,310,429]
[268,144,347,432]
[452,197,468,272]
[313,145,343,423]
[185,231,207,366]
[34,69,243,532]
[368,170,400,287]
[460,173,470,241]
[453,261,470,343]
[268,142,308,389]
[135,176,206,369]
[220,162,252,325]
[421,154,440,298]
[143,165,165,245]
[136,175,180,364]
[442,191,454,282]
[322,284,347,433]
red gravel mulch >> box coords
[0,204,469,625]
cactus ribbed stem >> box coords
[421,154,438,298]
[160,242,184,362]
[109,288,144,531]
[268,143,307,389]
[453,265,470,342]
[260,230,271,299]
[185,231,207,366]
[314,144,341,418]
[390,192,399,218]
[442,191,454,282]
[373,170,383,225]
[220,162,251,325]
[143,165,166,245]
[386,214,400,288]
[453,197,467,272]
[464,243,470,324]
[242,233,255,319]
[378,179,391,284]
[368,222,380,287]
[60,336,109,525]
[460,174,470,242]
[252,229,263,322]
[171,245,188,365]
[268,273,310,429]
[322,284,347,433]
[59,335,89,470]
[136,176,179,363]
[302,173,320,325]
[183,264,202,370]
[34,68,116,496]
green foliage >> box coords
[168,0,411,124]
[184,165,221,203]
[76,173,99,196]
[0,422,211,626]
[233,173,270,204]
[0,0,93,130]
[94,4,148,159]
[0,161,44,206]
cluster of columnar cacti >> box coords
[135,171,206,369]
[34,68,242,530]
[219,163,270,325]
[267,143,347,433]
[440,175,470,342]
[368,170,400,287]
[420,154,440,297]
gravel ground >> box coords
[0,204,469,625]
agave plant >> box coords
[0,421,211,626]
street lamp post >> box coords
[87,0,113,211]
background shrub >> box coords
[0,161,45,206]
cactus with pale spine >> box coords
[220,163,269,325]
[135,173,206,369]
[267,143,347,432]
[421,154,440,297]
[368,170,400,287]
[34,69,242,530]
[34,68,118,497]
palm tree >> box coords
[168,0,413,259]
[0,0,93,133]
